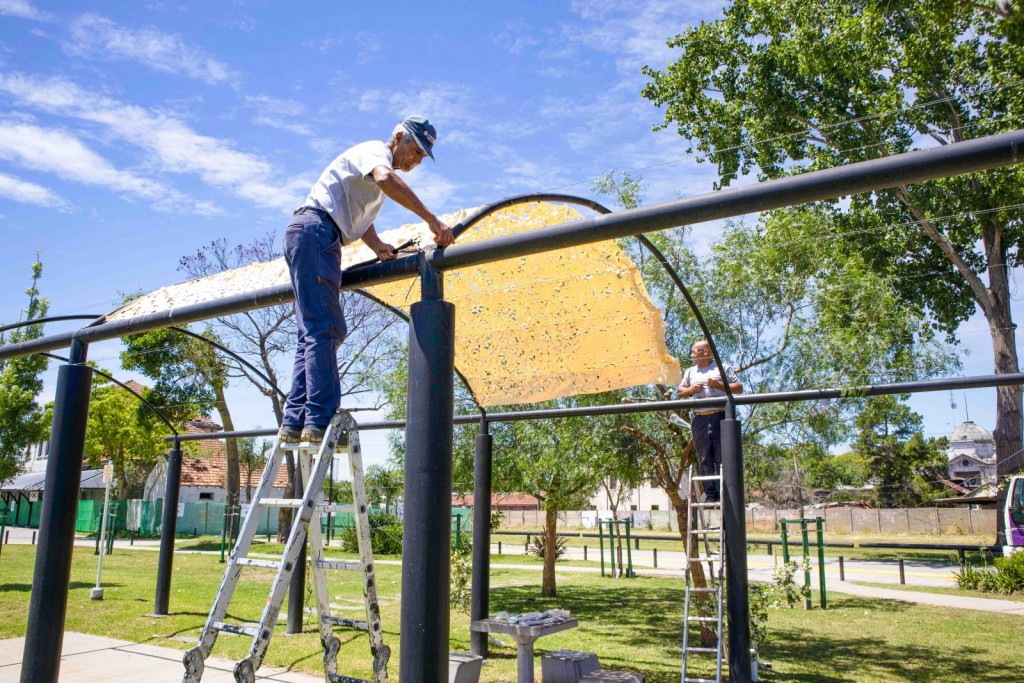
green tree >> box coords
[853,395,946,507]
[83,376,168,499]
[0,256,50,485]
[237,436,271,503]
[365,463,404,514]
[641,0,1024,500]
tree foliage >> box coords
[641,0,1024,485]
[83,376,168,499]
[0,256,50,485]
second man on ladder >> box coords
[677,339,743,503]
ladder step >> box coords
[686,616,721,623]
[259,497,304,508]
[690,475,721,481]
[691,502,721,509]
[316,559,361,571]
[323,615,368,630]
[686,646,720,654]
[684,678,719,683]
[328,675,372,683]
[691,528,722,534]
[212,621,259,638]
[234,557,280,569]
[688,587,720,593]
[279,441,321,450]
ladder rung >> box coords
[690,475,721,481]
[323,615,368,630]
[259,497,304,508]
[212,621,259,637]
[686,646,719,654]
[691,528,722,534]
[686,616,721,623]
[319,504,353,513]
[279,441,320,450]
[329,675,372,683]
[691,502,721,508]
[684,678,719,683]
[316,559,361,571]
[234,557,280,569]
[688,587,720,593]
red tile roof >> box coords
[452,492,540,509]
[181,419,288,488]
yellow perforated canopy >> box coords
[108,201,681,406]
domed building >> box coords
[946,421,996,487]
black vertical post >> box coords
[721,402,752,683]
[287,459,306,633]
[154,438,183,615]
[470,412,493,657]
[400,257,455,683]
[21,340,92,683]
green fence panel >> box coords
[76,499,100,533]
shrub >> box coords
[528,533,567,560]
[450,541,473,614]
[340,512,403,555]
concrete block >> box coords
[580,670,644,683]
[449,652,482,683]
[542,649,600,683]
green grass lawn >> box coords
[0,544,1018,682]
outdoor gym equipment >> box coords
[779,518,827,610]
[598,519,635,578]
[11,131,1024,683]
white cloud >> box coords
[0,71,300,211]
[246,94,314,136]
[66,14,238,86]
[0,171,67,208]
[0,0,50,20]
[0,120,217,213]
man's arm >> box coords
[371,166,454,246]
[706,367,743,394]
[360,224,396,261]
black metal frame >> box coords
[6,130,1024,682]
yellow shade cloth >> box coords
[108,201,680,406]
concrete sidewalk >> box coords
[0,632,323,682]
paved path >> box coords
[0,632,323,682]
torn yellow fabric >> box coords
[108,201,680,406]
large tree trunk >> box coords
[989,302,1022,545]
[542,505,558,598]
[213,382,240,538]
[668,488,717,647]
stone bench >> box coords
[541,650,600,683]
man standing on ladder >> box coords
[677,339,742,502]
[279,116,455,443]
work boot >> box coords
[300,424,326,443]
[278,425,301,442]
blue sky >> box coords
[0,0,1017,466]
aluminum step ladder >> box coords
[681,466,725,683]
[182,409,388,683]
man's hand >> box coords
[376,243,397,261]
[429,217,454,247]
[706,377,723,390]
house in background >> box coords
[589,477,677,514]
[145,417,288,504]
[946,420,997,488]
[452,492,541,511]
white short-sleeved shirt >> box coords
[679,361,740,399]
[302,140,393,245]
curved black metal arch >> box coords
[42,352,178,436]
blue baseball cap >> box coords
[402,115,436,160]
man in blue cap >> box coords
[280,115,454,443]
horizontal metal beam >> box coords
[2,129,1023,362]
[164,372,1024,441]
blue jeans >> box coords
[281,213,347,430]
[692,411,724,499]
